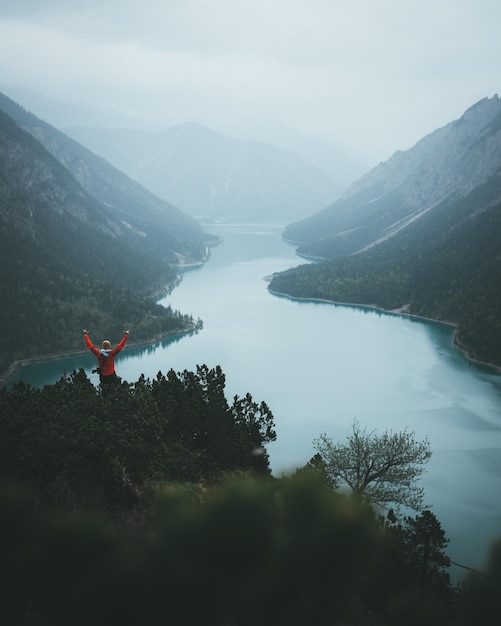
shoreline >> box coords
[267,287,501,375]
[0,321,202,385]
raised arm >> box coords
[112,329,130,356]
[83,329,99,356]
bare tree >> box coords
[313,420,432,512]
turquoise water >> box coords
[9,222,501,579]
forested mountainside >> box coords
[0,95,216,379]
[283,95,501,259]
[270,168,501,367]
[0,92,214,256]
[65,122,341,220]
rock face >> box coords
[351,95,501,206]
[284,95,501,258]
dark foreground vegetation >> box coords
[1,368,499,625]
[0,366,277,507]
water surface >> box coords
[10,222,501,579]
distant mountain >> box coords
[65,123,342,221]
[284,95,501,259]
[0,93,216,378]
[232,118,370,189]
[2,85,368,191]
[269,95,501,367]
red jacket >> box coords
[84,333,128,376]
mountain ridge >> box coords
[283,94,501,258]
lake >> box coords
[9,221,501,580]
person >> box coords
[83,329,129,387]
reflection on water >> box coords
[6,222,501,581]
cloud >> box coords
[0,0,500,161]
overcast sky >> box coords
[0,0,499,162]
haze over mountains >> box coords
[1,85,368,221]
[65,123,344,221]
[0,85,159,132]
[0,92,213,255]
[284,95,501,259]
[270,95,501,367]
[0,92,216,376]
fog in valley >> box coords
[1,0,499,168]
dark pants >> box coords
[100,372,118,387]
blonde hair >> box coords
[102,340,111,349]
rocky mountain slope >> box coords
[284,95,501,259]
[65,122,342,221]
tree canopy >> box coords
[0,366,276,514]
[312,420,432,512]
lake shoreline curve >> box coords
[267,286,501,375]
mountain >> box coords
[231,118,370,188]
[2,86,368,194]
[0,93,214,259]
[284,95,501,259]
[269,96,501,367]
[65,123,342,221]
[0,93,217,378]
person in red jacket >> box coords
[83,329,129,387]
